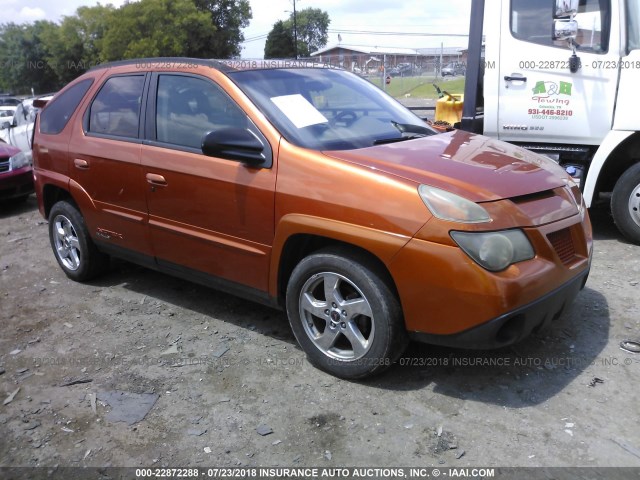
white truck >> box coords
[460,0,640,243]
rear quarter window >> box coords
[40,79,94,135]
[88,75,145,138]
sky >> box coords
[0,0,472,58]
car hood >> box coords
[0,140,20,158]
[323,130,568,202]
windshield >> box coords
[228,68,436,151]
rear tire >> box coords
[286,248,407,379]
[48,200,109,281]
[611,162,640,245]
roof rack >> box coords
[88,57,233,73]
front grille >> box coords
[0,158,9,173]
[547,228,576,265]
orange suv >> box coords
[33,58,592,378]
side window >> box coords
[511,0,610,53]
[155,74,248,149]
[88,75,144,138]
[14,104,27,127]
[41,79,93,135]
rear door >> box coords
[494,0,620,145]
[69,73,152,257]
[141,72,276,292]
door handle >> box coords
[74,158,89,169]
[504,75,527,82]
[146,173,167,186]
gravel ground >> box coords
[0,195,639,472]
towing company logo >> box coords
[532,81,573,105]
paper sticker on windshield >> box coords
[270,94,328,129]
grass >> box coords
[367,76,466,99]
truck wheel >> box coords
[286,248,407,379]
[611,163,640,245]
[49,201,109,281]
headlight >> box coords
[419,185,491,223]
[450,229,535,272]
[9,151,30,170]
[569,185,585,220]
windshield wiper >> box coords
[373,134,425,145]
[391,121,433,135]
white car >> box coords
[0,106,16,124]
[0,95,54,162]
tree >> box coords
[0,0,253,93]
[292,7,330,57]
[264,7,330,59]
[67,5,116,67]
[101,0,217,61]
[0,21,59,94]
[264,20,295,59]
[194,0,252,58]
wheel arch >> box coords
[271,215,411,308]
[583,131,640,205]
[276,234,401,305]
[41,184,74,218]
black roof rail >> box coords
[88,57,234,73]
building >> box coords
[310,44,465,73]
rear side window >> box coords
[41,79,93,135]
[88,75,144,138]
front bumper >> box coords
[0,166,34,200]
[408,266,589,349]
[388,211,592,346]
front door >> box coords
[141,73,276,292]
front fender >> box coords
[268,214,412,296]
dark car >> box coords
[0,138,34,201]
[441,62,466,77]
[0,97,21,107]
[389,63,413,77]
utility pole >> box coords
[293,0,298,59]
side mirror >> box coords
[555,0,578,18]
[0,121,10,130]
[553,19,579,41]
[201,128,266,165]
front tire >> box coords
[611,162,640,245]
[286,248,407,379]
[48,200,109,281]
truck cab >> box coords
[463,0,640,243]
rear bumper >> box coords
[409,266,590,349]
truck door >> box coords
[494,0,620,145]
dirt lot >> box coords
[1,195,639,472]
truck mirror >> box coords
[553,19,579,41]
[554,0,578,18]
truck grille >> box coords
[0,158,10,173]
[547,228,576,265]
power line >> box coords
[242,33,270,43]
[328,29,468,37]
